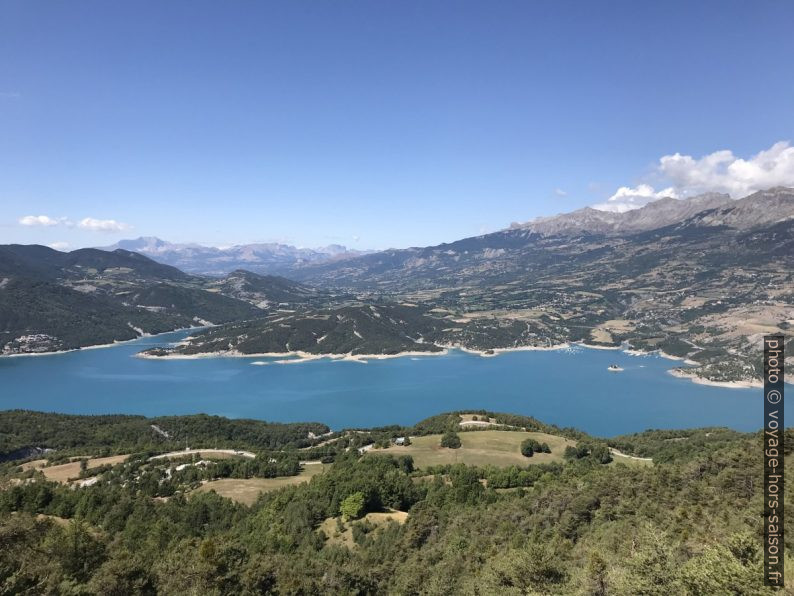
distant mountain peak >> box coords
[98,238,373,276]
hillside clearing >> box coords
[369,430,574,468]
[318,510,409,548]
[194,464,330,505]
[38,455,130,484]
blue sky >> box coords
[2,1,793,250]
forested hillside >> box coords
[0,410,790,594]
[0,246,320,354]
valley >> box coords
[2,188,793,385]
[138,189,794,385]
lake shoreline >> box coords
[0,326,206,359]
[4,330,774,390]
[667,368,763,389]
[136,347,453,363]
[132,339,764,390]
[0,330,770,435]
[135,341,574,362]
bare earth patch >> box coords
[590,327,613,344]
[39,454,130,484]
[150,448,256,461]
[20,459,47,471]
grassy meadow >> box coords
[194,462,330,505]
[368,430,574,468]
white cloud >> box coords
[554,188,567,197]
[659,141,794,197]
[77,217,131,232]
[19,215,59,227]
[48,242,69,251]
[596,141,794,212]
[593,184,678,213]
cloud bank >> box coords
[595,141,794,212]
[19,215,60,227]
[77,218,130,232]
[593,184,678,213]
[17,215,131,232]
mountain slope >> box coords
[142,303,450,357]
[0,245,189,282]
[287,188,794,290]
[207,269,326,308]
[514,192,733,236]
[0,278,186,353]
[0,245,267,353]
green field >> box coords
[194,463,330,505]
[369,430,575,469]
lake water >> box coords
[0,330,764,437]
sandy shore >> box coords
[456,343,570,358]
[577,343,621,351]
[657,351,700,366]
[140,342,578,362]
[131,336,783,390]
[138,347,451,363]
[667,368,763,389]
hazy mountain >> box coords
[100,238,373,276]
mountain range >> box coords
[281,187,794,289]
[516,187,794,236]
[99,238,373,277]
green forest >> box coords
[0,410,791,594]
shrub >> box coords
[440,431,461,449]
[521,439,542,457]
[340,491,366,520]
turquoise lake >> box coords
[0,330,763,436]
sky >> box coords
[2,1,794,251]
